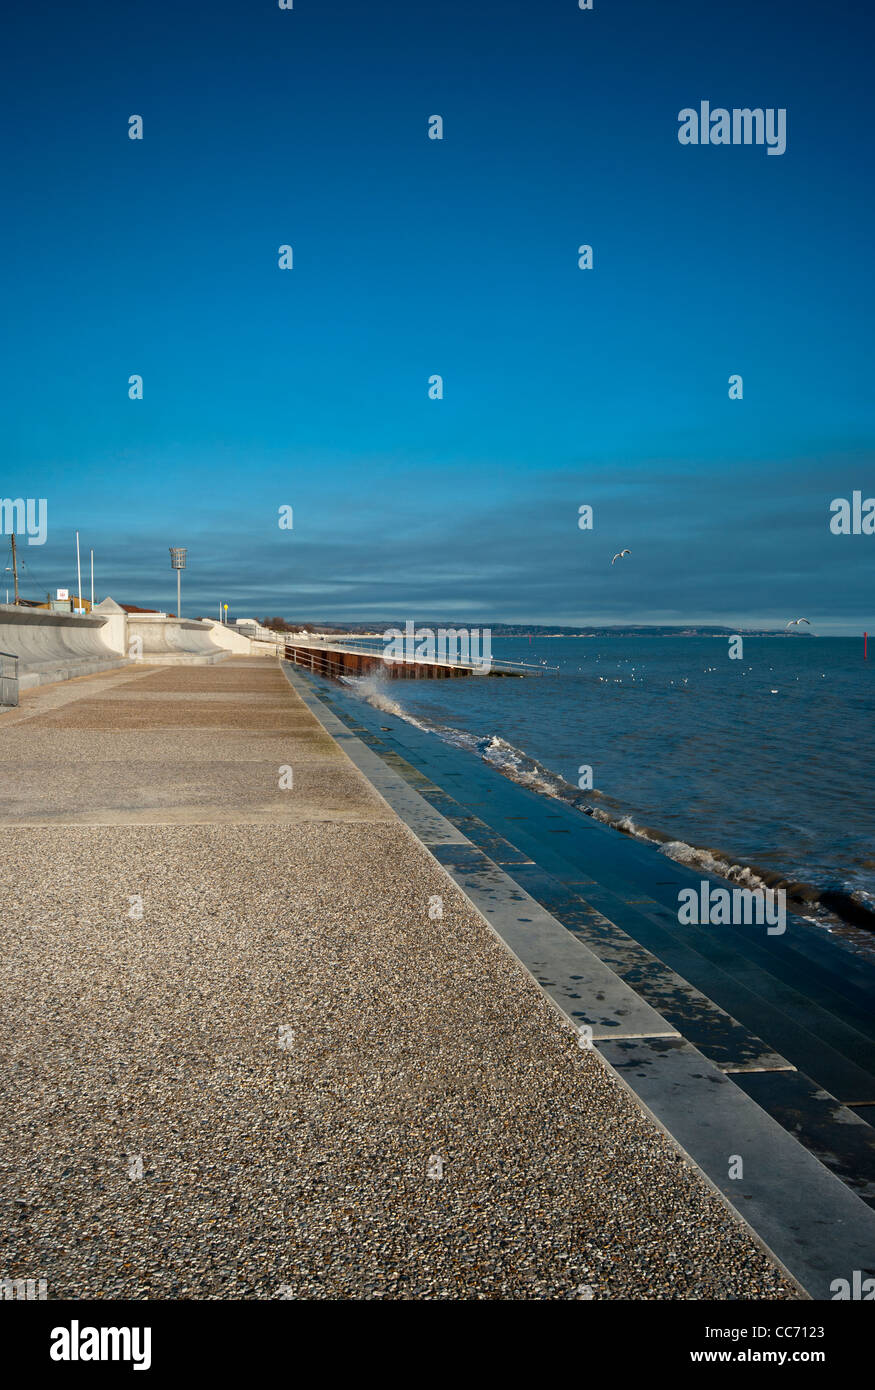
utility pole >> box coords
[10,534,20,604]
[90,549,94,610]
[76,531,83,614]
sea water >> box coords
[341,636,875,919]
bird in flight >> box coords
[786,617,811,628]
[611,549,631,565]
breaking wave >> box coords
[339,674,433,733]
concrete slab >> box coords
[428,842,681,1040]
[0,728,353,764]
[598,1036,875,1301]
[32,698,315,732]
[0,759,392,826]
[732,1069,875,1208]
[509,863,794,1074]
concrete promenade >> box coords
[0,658,794,1299]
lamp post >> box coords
[169,547,187,619]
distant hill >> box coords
[300,622,810,638]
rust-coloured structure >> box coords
[283,642,519,680]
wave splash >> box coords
[339,673,433,732]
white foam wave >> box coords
[441,730,572,799]
[657,840,772,891]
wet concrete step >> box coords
[731,1069,875,1207]
[345,721,875,1099]
[338,707,875,1102]
[343,703,875,1013]
[305,683,875,1191]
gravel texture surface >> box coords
[0,659,796,1299]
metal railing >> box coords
[289,633,558,676]
[235,622,285,645]
[283,647,365,681]
[0,650,19,707]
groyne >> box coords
[283,639,528,679]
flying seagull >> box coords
[611,549,631,565]
[786,617,811,628]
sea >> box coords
[339,635,875,941]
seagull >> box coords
[786,617,810,628]
[611,549,631,565]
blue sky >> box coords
[1,0,872,630]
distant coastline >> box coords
[312,623,814,639]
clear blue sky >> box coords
[1,0,872,630]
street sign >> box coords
[57,588,69,600]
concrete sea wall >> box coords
[0,602,279,701]
[0,604,128,691]
[126,614,230,665]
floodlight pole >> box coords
[169,547,187,619]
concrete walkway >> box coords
[0,659,794,1299]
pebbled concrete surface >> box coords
[0,659,795,1299]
